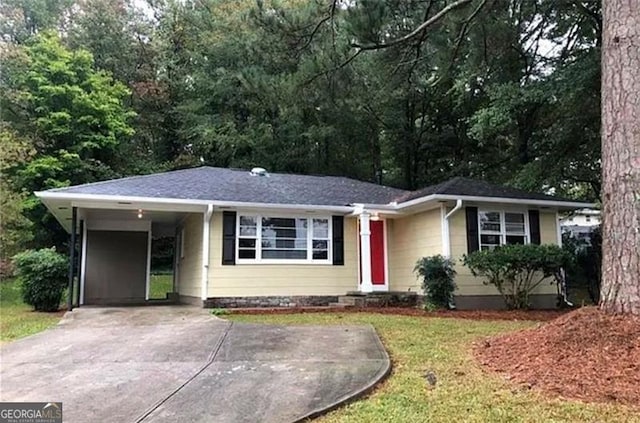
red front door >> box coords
[370,220,386,285]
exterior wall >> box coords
[387,208,442,292]
[448,206,560,297]
[176,213,203,299]
[207,212,359,297]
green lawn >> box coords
[149,273,173,299]
[228,313,640,423]
[0,278,62,343]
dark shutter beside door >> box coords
[465,207,479,253]
[222,211,236,265]
[528,210,541,245]
[332,215,344,265]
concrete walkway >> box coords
[0,306,390,422]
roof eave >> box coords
[395,194,595,211]
[35,192,356,214]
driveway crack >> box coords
[134,320,233,423]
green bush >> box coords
[13,248,67,312]
[414,255,457,309]
[463,244,569,309]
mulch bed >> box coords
[228,306,566,321]
[474,306,640,406]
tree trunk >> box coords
[600,1,640,314]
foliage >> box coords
[0,126,34,259]
[463,244,570,309]
[0,277,62,342]
[562,228,602,304]
[149,273,174,299]
[13,248,67,312]
[414,255,456,309]
[210,308,229,316]
[228,313,634,422]
[0,0,603,251]
[1,32,135,249]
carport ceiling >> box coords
[84,208,186,224]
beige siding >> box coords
[388,208,442,292]
[177,213,203,298]
[449,207,559,296]
[207,212,358,297]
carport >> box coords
[37,194,209,308]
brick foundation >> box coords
[203,295,339,308]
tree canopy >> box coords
[0,0,602,253]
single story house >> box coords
[36,166,593,309]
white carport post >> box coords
[359,211,373,293]
[201,204,214,301]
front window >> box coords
[237,215,331,263]
[479,210,528,250]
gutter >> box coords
[201,204,214,301]
[442,199,463,257]
[397,194,595,211]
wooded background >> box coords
[0,0,601,257]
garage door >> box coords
[84,230,148,305]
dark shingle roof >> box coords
[395,177,576,203]
[44,169,581,206]
[47,166,408,206]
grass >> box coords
[0,278,62,343]
[149,273,173,299]
[228,312,640,423]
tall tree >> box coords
[1,32,135,248]
[599,1,640,314]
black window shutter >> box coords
[332,215,344,265]
[222,211,236,265]
[465,207,479,253]
[528,210,541,245]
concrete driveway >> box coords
[0,306,389,422]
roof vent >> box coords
[250,167,269,177]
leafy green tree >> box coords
[1,31,135,249]
[0,126,34,260]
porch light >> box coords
[137,209,143,219]
[370,212,380,221]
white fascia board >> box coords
[395,194,595,211]
[349,203,401,216]
[35,192,355,214]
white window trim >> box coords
[478,209,530,249]
[235,213,333,265]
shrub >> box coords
[414,255,457,309]
[13,248,67,312]
[463,244,569,310]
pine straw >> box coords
[475,306,640,406]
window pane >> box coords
[239,216,257,236]
[313,240,328,250]
[505,213,525,234]
[312,219,329,238]
[238,238,256,248]
[313,249,328,260]
[238,249,256,259]
[479,211,501,232]
[480,234,501,246]
[240,216,256,226]
[262,249,307,259]
[262,218,307,239]
[506,235,526,245]
[261,217,308,260]
[261,238,307,249]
